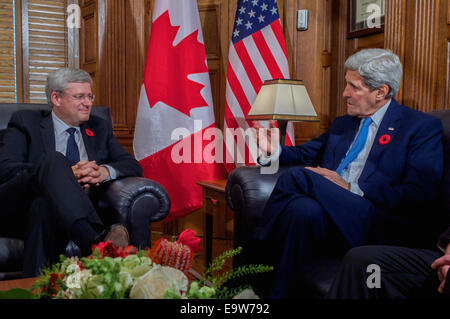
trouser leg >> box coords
[326,245,442,299]
[256,167,375,247]
[33,152,103,234]
[0,152,105,276]
[22,196,68,278]
[258,193,348,298]
[33,153,105,256]
[255,167,359,298]
[0,168,36,238]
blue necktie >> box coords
[336,117,373,175]
[66,127,80,166]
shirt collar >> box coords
[369,99,391,128]
[51,112,80,135]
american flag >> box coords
[224,0,293,171]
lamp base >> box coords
[277,120,288,146]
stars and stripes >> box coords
[224,0,294,171]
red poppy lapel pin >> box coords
[85,129,94,137]
[378,134,391,145]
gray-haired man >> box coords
[253,49,444,298]
[0,68,142,277]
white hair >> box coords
[345,49,402,99]
[45,68,93,107]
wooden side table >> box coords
[197,179,230,267]
[0,277,37,291]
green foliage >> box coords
[76,256,127,299]
[163,289,182,299]
[0,288,36,299]
[10,246,272,300]
[186,281,216,299]
[31,262,67,299]
[196,246,273,299]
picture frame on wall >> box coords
[347,0,385,39]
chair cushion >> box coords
[0,237,24,272]
[0,271,23,281]
[429,110,450,214]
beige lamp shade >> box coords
[247,79,319,122]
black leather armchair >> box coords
[0,103,171,281]
[226,110,450,298]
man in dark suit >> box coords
[253,49,444,298]
[327,227,450,298]
[0,68,143,277]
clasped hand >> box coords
[431,245,450,294]
[72,160,110,188]
[305,166,350,190]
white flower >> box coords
[66,263,80,275]
[114,282,123,293]
[65,272,82,289]
[129,265,189,299]
[63,269,92,299]
[97,285,104,295]
[61,257,80,274]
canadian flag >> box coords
[133,0,223,221]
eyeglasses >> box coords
[69,94,95,103]
[57,91,95,103]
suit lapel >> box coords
[359,100,402,182]
[80,123,97,161]
[333,116,361,169]
[40,111,55,152]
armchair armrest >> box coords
[102,177,170,248]
[226,165,292,230]
[225,165,292,268]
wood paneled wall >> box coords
[80,0,148,153]
[283,0,333,144]
[330,0,450,116]
[447,0,450,108]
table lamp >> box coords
[246,79,319,145]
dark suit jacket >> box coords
[439,227,450,250]
[0,109,142,184]
[278,99,444,247]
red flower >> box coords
[91,240,138,258]
[378,134,391,145]
[177,229,202,253]
[43,272,64,297]
[49,273,59,284]
[85,129,94,136]
[114,245,138,258]
[77,260,85,270]
[92,240,116,258]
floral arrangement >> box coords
[2,229,272,299]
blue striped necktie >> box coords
[336,117,373,175]
[66,127,80,166]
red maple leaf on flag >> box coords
[143,11,209,117]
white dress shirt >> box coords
[52,112,116,181]
[340,100,391,195]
